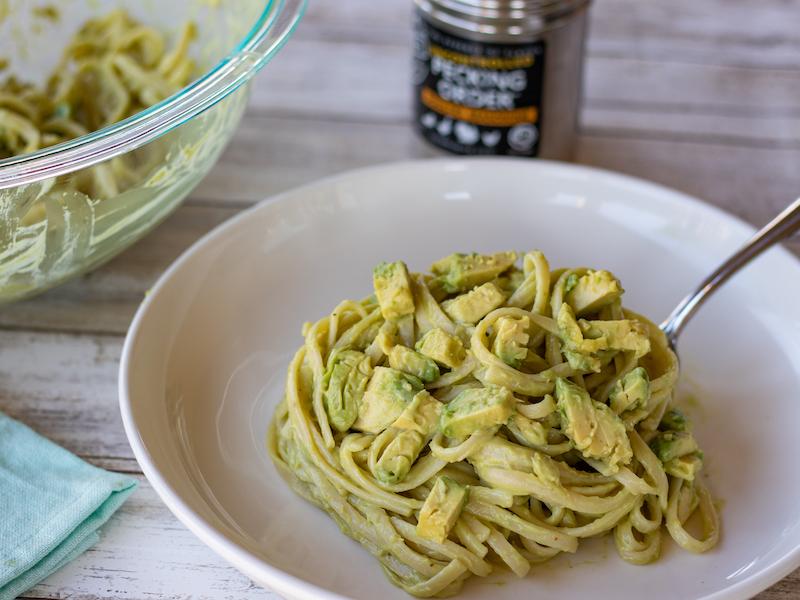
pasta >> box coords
[0,10,195,211]
[269,251,720,597]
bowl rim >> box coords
[0,0,306,191]
[119,158,800,600]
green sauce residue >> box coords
[32,5,60,21]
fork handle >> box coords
[661,196,800,347]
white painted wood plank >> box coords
[249,38,800,143]
[582,105,800,146]
[0,330,129,460]
[584,57,800,114]
[296,0,800,68]
[22,476,278,600]
[587,0,800,68]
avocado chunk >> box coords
[557,303,613,372]
[439,386,514,439]
[580,319,651,358]
[352,367,423,434]
[373,261,415,320]
[430,251,517,294]
[555,378,632,472]
[563,272,580,294]
[373,392,442,484]
[442,282,506,324]
[392,390,442,435]
[322,349,372,432]
[416,476,469,543]
[506,412,548,447]
[557,304,609,355]
[659,408,689,432]
[531,451,561,487]
[609,367,650,415]
[388,345,440,383]
[415,327,466,369]
[566,270,624,316]
[649,431,699,463]
[492,315,530,368]
[468,436,563,490]
[468,436,536,472]
[501,269,526,294]
[561,348,612,373]
[374,430,425,484]
[664,453,704,481]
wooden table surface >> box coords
[3,0,799,598]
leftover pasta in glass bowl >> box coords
[0,0,304,302]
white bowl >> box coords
[120,159,800,600]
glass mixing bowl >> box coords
[0,0,304,303]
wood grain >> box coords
[4,0,800,597]
[249,37,800,138]
[24,477,278,600]
[298,0,800,70]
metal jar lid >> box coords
[415,0,591,40]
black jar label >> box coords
[413,13,546,157]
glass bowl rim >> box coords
[0,0,306,191]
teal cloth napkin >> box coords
[0,412,137,600]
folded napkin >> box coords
[0,412,137,600]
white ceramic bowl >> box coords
[120,159,800,600]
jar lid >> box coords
[416,0,590,38]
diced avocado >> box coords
[388,345,440,383]
[416,476,469,543]
[649,431,699,463]
[562,348,604,373]
[430,251,517,294]
[563,272,580,294]
[352,367,423,434]
[373,261,415,320]
[505,269,526,293]
[442,282,505,324]
[531,451,561,488]
[664,453,703,480]
[492,315,530,368]
[557,304,609,355]
[322,349,372,432]
[520,350,550,373]
[555,378,632,472]
[374,430,426,484]
[415,328,466,369]
[580,319,651,358]
[374,392,442,484]
[566,270,624,316]
[609,367,650,415]
[467,436,535,472]
[439,386,514,439]
[557,303,613,372]
[506,412,548,447]
[392,390,442,435]
[659,408,689,432]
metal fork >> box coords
[661,197,800,353]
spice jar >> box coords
[413,0,591,159]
